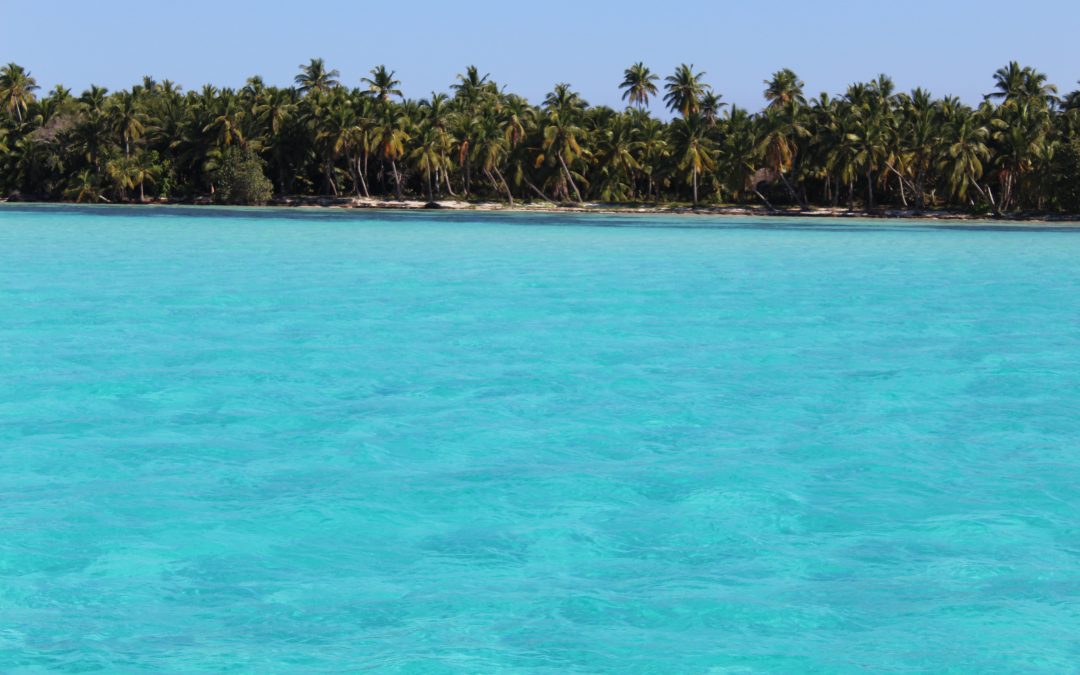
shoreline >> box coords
[4,196,1080,224]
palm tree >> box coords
[203,93,245,150]
[635,116,668,201]
[419,93,457,194]
[472,113,514,204]
[411,124,452,202]
[1064,83,1080,111]
[363,66,403,102]
[620,63,659,110]
[108,91,146,157]
[106,155,138,200]
[989,62,1057,108]
[764,69,806,109]
[502,95,534,148]
[756,103,808,207]
[452,66,495,108]
[593,113,641,201]
[64,169,101,203]
[314,95,359,196]
[699,92,725,125]
[370,104,410,198]
[543,83,587,117]
[130,150,158,202]
[990,100,1048,211]
[664,64,710,118]
[541,85,588,202]
[253,87,298,192]
[0,63,39,124]
[669,113,715,206]
[717,106,760,205]
[851,106,890,210]
[295,58,340,95]
[938,110,991,208]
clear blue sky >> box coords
[3,0,1078,111]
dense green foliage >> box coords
[2,59,1080,212]
[214,146,273,205]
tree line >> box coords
[2,59,1080,213]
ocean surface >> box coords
[2,205,1080,672]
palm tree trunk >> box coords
[973,179,1002,217]
[356,156,370,197]
[559,153,583,203]
[778,171,804,208]
[891,168,906,207]
[325,160,338,196]
[753,187,776,212]
[692,168,699,206]
[276,153,287,194]
[347,151,360,197]
[524,177,556,204]
[391,159,402,200]
[493,166,514,206]
[865,170,874,210]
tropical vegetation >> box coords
[3,59,1080,214]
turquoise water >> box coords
[2,205,1080,672]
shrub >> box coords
[214,147,273,205]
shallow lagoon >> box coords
[2,205,1080,671]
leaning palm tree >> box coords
[0,62,39,124]
[756,103,809,207]
[619,62,659,110]
[663,64,710,118]
[540,112,587,203]
[472,114,514,204]
[540,85,589,202]
[294,58,340,95]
